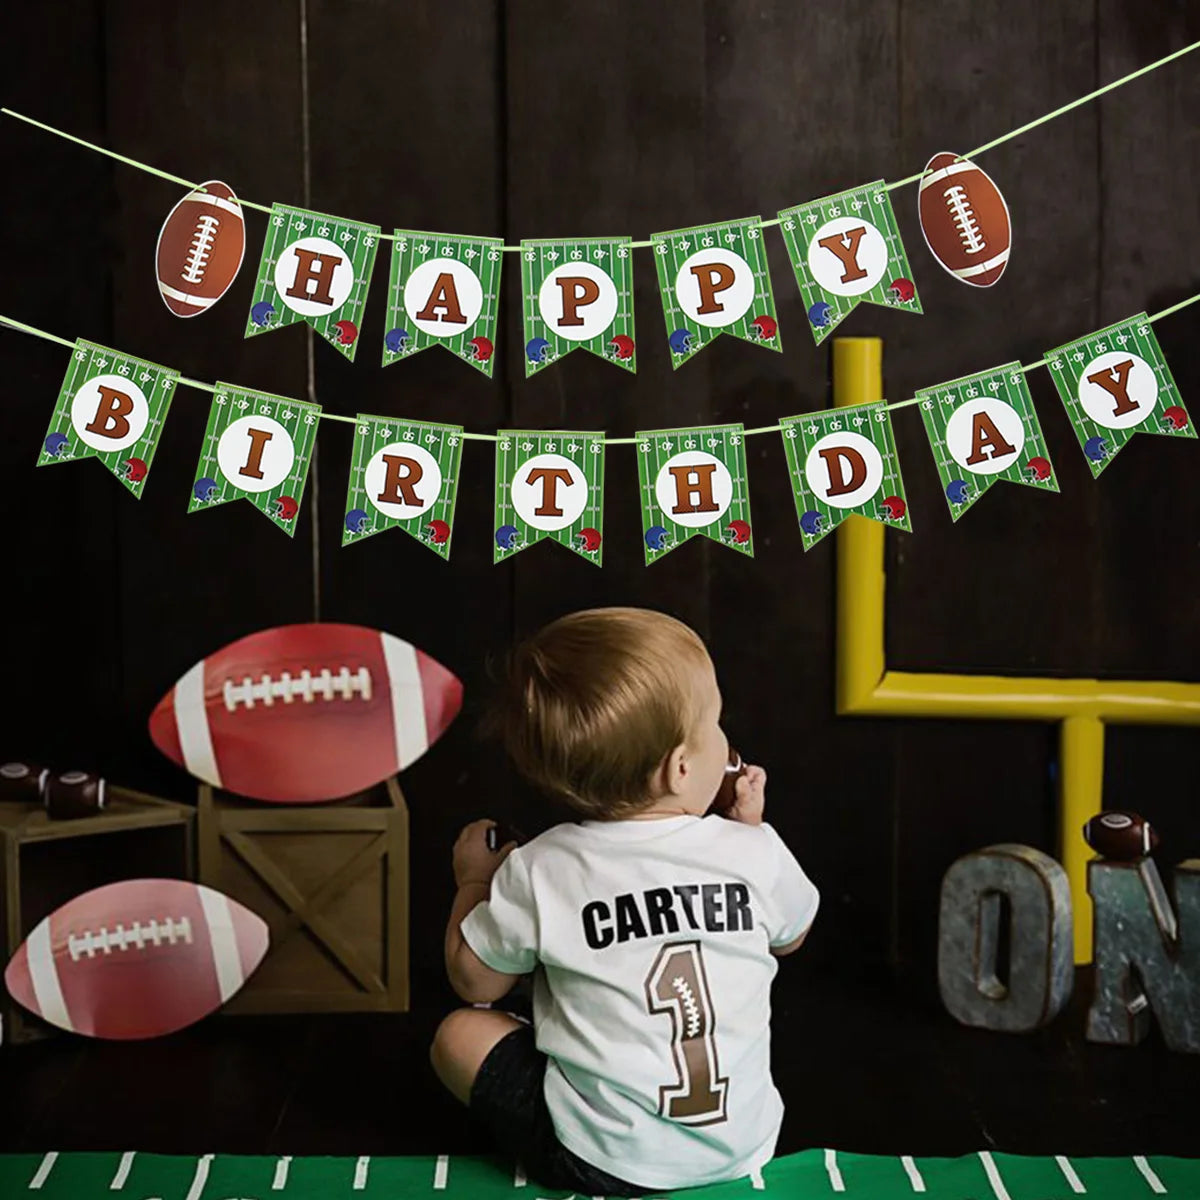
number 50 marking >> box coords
[644,940,729,1125]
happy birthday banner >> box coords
[4,39,1199,563]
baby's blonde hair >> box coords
[491,607,711,819]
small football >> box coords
[918,152,1011,288]
[710,746,747,816]
[44,771,107,820]
[4,879,268,1039]
[148,623,463,803]
[156,180,246,318]
[1082,810,1159,861]
[0,762,48,805]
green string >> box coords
[4,36,1196,248]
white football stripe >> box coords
[109,1151,136,1190]
[175,661,223,787]
[29,1152,57,1189]
[158,280,216,308]
[27,922,72,1032]
[919,159,981,190]
[194,192,242,218]
[953,249,1009,279]
[197,887,245,1001]
[382,636,430,769]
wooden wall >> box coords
[2,0,1197,997]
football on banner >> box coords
[156,180,246,317]
[918,152,1011,287]
[4,879,267,1039]
[149,623,463,803]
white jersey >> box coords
[460,814,819,1190]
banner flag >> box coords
[520,237,636,376]
[917,364,1059,521]
[1045,314,1194,476]
[780,402,911,548]
[779,182,922,345]
[494,432,605,564]
[188,385,320,534]
[636,424,753,562]
[245,204,380,361]
[651,218,780,368]
[383,231,503,376]
[343,416,464,558]
[39,340,178,495]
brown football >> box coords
[918,152,1011,288]
[1082,810,1159,861]
[156,180,246,317]
[710,746,747,816]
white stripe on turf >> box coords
[1055,1156,1086,1193]
[514,1164,526,1187]
[433,1155,449,1190]
[900,1157,926,1192]
[184,1155,213,1200]
[272,1157,292,1190]
[109,1152,136,1190]
[824,1149,845,1192]
[28,1153,57,1190]
[979,1151,1012,1200]
[353,1156,370,1189]
[1134,1157,1167,1194]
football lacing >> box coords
[672,975,702,1038]
[68,916,193,960]
[222,666,373,711]
[943,185,986,254]
[181,214,221,284]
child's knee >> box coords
[430,1007,476,1073]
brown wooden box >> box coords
[197,777,409,1014]
[0,786,195,1044]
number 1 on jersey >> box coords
[644,940,729,1125]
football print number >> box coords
[644,941,729,1124]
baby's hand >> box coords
[453,819,515,888]
[726,764,766,826]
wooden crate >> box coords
[197,777,409,1014]
[0,786,195,1044]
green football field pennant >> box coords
[779,182,922,345]
[520,237,636,376]
[1045,313,1194,477]
[383,231,503,377]
[188,384,320,535]
[780,402,911,549]
[39,340,178,495]
[245,204,380,361]
[636,424,753,563]
[651,218,780,368]
[494,431,605,565]
[343,416,464,558]
[917,363,1059,522]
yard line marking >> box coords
[272,1157,292,1190]
[514,1164,527,1187]
[28,1153,57,1190]
[184,1155,213,1200]
[434,1154,449,1190]
[750,1167,765,1189]
[1055,1156,1086,1193]
[1134,1157,1167,1194]
[353,1156,370,1189]
[110,1152,136,1190]
[824,1149,845,1192]
[900,1156,926,1192]
[979,1151,1012,1200]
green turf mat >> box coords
[1,1148,1196,1198]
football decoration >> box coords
[4,879,267,1039]
[156,181,246,318]
[1083,810,1159,861]
[711,746,747,815]
[148,623,463,803]
[918,152,1011,288]
[44,771,106,820]
[0,762,48,805]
